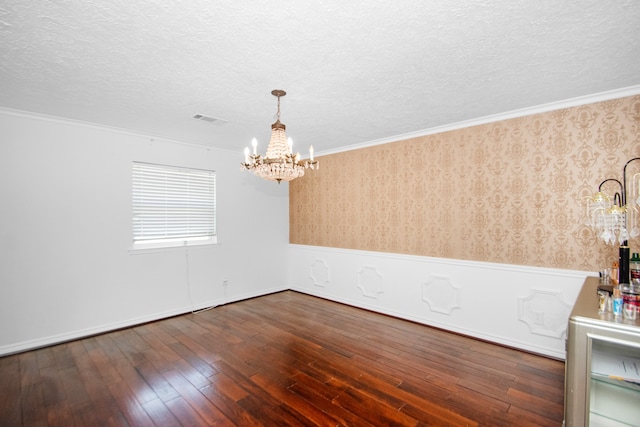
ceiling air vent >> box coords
[193,114,227,125]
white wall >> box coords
[0,110,289,355]
[288,244,590,359]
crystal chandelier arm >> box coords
[598,178,623,202]
[613,192,622,207]
[623,157,640,206]
[632,173,640,206]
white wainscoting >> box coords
[288,244,591,360]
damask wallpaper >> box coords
[290,95,640,272]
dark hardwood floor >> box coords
[0,291,565,426]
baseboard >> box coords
[0,285,288,356]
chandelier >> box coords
[241,89,318,183]
[585,157,640,284]
[586,187,633,246]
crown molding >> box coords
[0,106,233,153]
[317,85,640,157]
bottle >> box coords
[611,261,619,286]
[612,288,623,317]
[630,252,640,286]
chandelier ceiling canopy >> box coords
[241,90,318,184]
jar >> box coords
[621,283,640,315]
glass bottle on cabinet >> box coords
[564,277,640,426]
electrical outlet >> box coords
[222,280,228,287]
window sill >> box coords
[129,237,219,254]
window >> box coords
[132,162,216,249]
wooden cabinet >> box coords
[564,276,640,426]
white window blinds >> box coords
[132,162,216,247]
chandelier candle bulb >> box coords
[288,138,293,154]
[244,147,250,164]
[251,138,257,155]
[310,145,314,161]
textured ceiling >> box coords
[1,1,640,156]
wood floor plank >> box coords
[50,343,75,370]
[84,346,123,386]
[141,398,182,427]
[506,403,563,427]
[138,331,182,369]
[111,357,159,404]
[198,376,263,427]
[35,346,56,370]
[19,350,41,387]
[358,371,478,427]
[94,333,127,362]
[214,343,263,379]
[18,350,47,426]
[437,384,513,425]
[64,401,102,426]
[0,355,21,425]
[214,359,285,409]
[163,356,213,390]
[107,379,156,427]
[134,358,181,403]
[234,393,296,426]
[62,364,94,406]
[164,395,210,426]
[161,368,229,425]
[250,372,341,426]
[506,386,564,421]
[75,366,129,426]
[45,402,77,427]
[168,339,220,379]
[512,376,564,406]
[38,365,67,409]
[113,328,151,365]
[174,331,222,365]
[20,382,48,427]
[333,385,420,426]
[288,375,379,427]
[0,290,566,426]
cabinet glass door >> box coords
[589,337,640,426]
